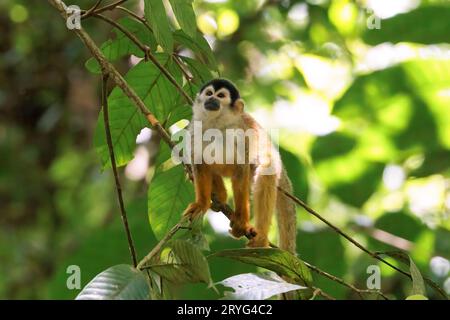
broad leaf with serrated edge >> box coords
[76,265,149,300]
[94,54,182,168]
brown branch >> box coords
[82,0,104,18]
[101,73,138,267]
[82,0,128,19]
[311,286,336,300]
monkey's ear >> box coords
[234,98,245,112]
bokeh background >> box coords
[0,0,449,299]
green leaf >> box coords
[166,104,193,128]
[218,272,306,300]
[76,265,149,300]
[148,146,194,239]
[150,240,212,285]
[211,248,313,286]
[363,6,450,45]
[85,17,156,74]
[94,54,182,168]
[174,30,218,71]
[144,0,173,53]
[180,56,214,85]
[409,256,426,297]
[169,0,197,38]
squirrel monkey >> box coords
[182,79,297,253]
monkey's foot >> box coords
[183,202,206,221]
[246,234,270,248]
[229,222,257,239]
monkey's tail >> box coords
[276,168,297,254]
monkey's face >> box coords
[192,79,242,122]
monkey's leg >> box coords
[183,164,212,219]
[212,174,227,204]
[229,165,257,238]
[248,173,277,248]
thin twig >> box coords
[173,55,193,81]
[137,217,189,270]
[82,0,128,19]
[311,287,336,300]
[278,188,409,275]
[304,261,389,300]
[116,6,152,31]
[82,0,104,18]
[101,73,138,267]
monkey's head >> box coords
[193,79,244,121]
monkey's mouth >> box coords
[204,98,220,111]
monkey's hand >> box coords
[183,202,208,220]
[229,220,257,239]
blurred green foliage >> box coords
[0,0,449,299]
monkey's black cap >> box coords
[200,79,240,105]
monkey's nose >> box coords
[204,98,220,111]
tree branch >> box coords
[101,73,138,267]
[82,0,128,19]
[304,261,389,300]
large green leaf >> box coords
[144,0,173,53]
[174,30,218,71]
[169,0,197,38]
[148,144,194,240]
[149,240,212,285]
[85,17,156,74]
[76,265,149,300]
[218,272,306,300]
[94,54,182,168]
[211,248,313,286]
[363,6,450,45]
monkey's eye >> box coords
[206,90,213,96]
[217,92,225,98]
